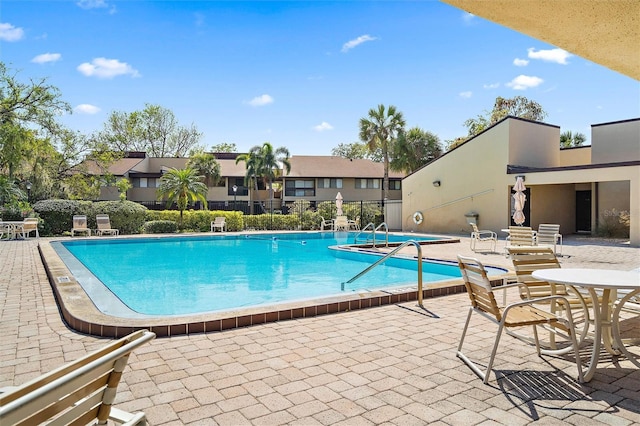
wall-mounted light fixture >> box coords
[516,175,525,182]
[432,180,441,187]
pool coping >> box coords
[38,233,511,338]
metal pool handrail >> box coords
[353,222,389,247]
[342,240,425,307]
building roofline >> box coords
[507,160,640,174]
[591,117,640,128]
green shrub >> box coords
[93,201,148,235]
[144,209,245,232]
[33,199,92,236]
[143,220,178,234]
[243,213,299,230]
[33,199,147,236]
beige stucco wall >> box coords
[402,119,512,235]
[591,119,640,164]
[528,184,575,233]
[508,120,561,167]
[559,146,591,166]
[598,181,631,228]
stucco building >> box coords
[401,116,640,245]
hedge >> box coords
[145,209,244,232]
[33,199,147,236]
[143,220,178,234]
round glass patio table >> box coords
[532,268,640,382]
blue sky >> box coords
[2,0,639,155]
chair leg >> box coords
[485,322,507,384]
[457,308,489,382]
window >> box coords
[317,178,343,189]
[147,178,157,188]
[355,179,380,189]
[285,179,315,197]
[389,180,401,190]
[229,178,249,196]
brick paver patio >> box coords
[1,234,639,425]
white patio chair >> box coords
[536,224,563,256]
[456,255,583,384]
[469,223,497,252]
[211,216,227,232]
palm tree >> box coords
[187,152,221,188]
[235,149,260,214]
[560,130,587,148]
[391,127,442,174]
[253,142,291,213]
[359,104,406,200]
[157,167,207,227]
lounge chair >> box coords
[0,330,156,425]
[333,215,349,231]
[96,214,119,236]
[456,255,583,384]
[469,223,497,252]
[211,216,227,232]
[348,216,360,231]
[71,215,91,236]
[536,223,563,256]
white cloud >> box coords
[462,12,475,23]
[513,58,529,67]
[0,23,24,41]
[77,0,107,9]
[341,34,377,52]
[527,47,572,64]
[31,53,62,64]
[483,82,500,89]
[313,122,333,132]
[506,75,544,90]
[459,91,472,99]
[247,94,274,107]
[74,104,101,114]
[77,58,140,79]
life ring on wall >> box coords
[412,211,424,225]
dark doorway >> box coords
[575,190,592,233]
[510,188,531,227]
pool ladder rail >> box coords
[342,240,425,307]
[353,222,389,247]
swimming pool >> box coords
[52,232,499,318]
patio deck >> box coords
[1,234,639,425]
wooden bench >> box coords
[0,330,155,425]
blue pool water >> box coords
[53,233,503,316]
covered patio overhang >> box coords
[508,162,640,245]
[442,0,639,81]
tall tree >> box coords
[462,96,547,139]
[157,168,207,227]
[0,62,71,184]
[253,142,291,214]
[187,152,221,187]
[331,142,382,162]
[210,142,238,153]
[359,104,406,200]
[390,127,442,174]
[96,104,202,157]
[235,149,260,214]
[560,130,587,148]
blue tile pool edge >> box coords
[38,234,512,338]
